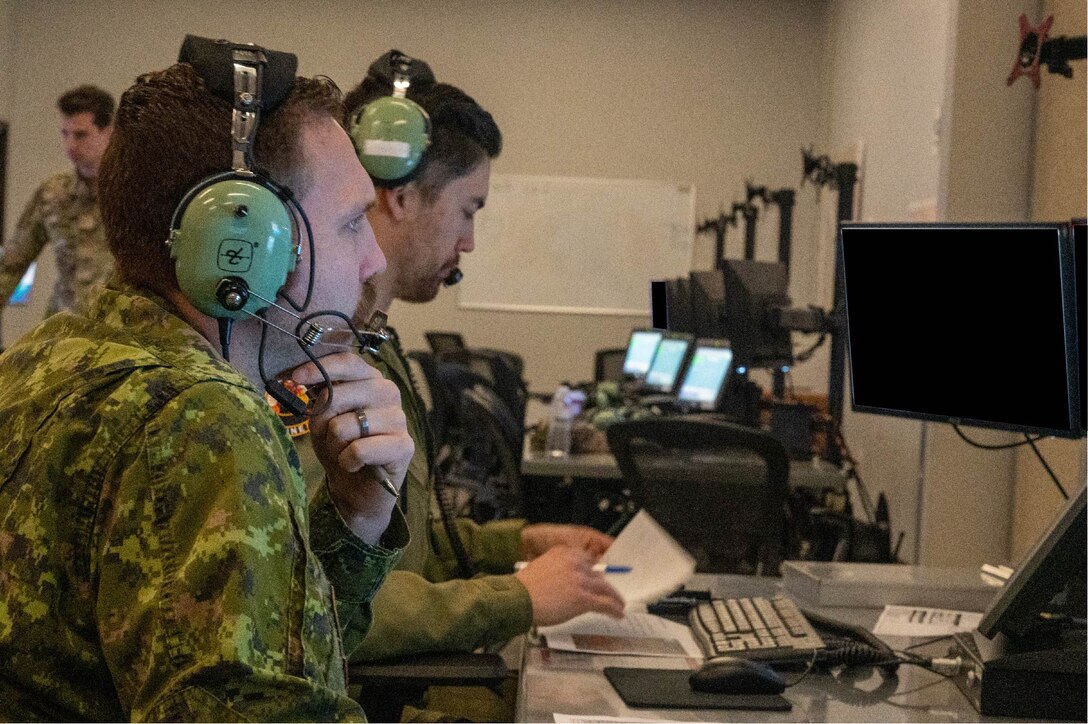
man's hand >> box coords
[292,352,414,545]
[520,523,614,560]
[514,546,626,626]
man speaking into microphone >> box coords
[309,51,625,722]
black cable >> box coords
[953,423,1042,449]
[953,425,1069,499]
[433,467,477,579]
[782,648,819,688]
[1025,434,1069,500]
[794,332,827,363]
[835,431,876,523]
[900,634,953,652]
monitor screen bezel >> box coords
[642,331,694,393]
[839,221,1083,439]
[676,337,734,411]
[622,328,664,379]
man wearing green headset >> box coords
[337,51,625,721]
[0,42,413,721]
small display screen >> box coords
[644,337,691,392]
[677,345,734,409]
[623,330,663,377]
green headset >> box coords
[167,36,305,323]
[348,49,432,186]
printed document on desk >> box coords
[600,510,696,608]
[539,611,702,658]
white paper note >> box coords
[554,714,685,723]
[873,605,983,637]
[600,510,695,608]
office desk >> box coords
[516,574,992,722]
[522,445,848,492]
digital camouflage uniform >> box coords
[295,330,530,721]
[0,280,408,721]
[0,171,113,331]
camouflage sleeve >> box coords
[95,379,394,721]
[0,183,51,321]
[309,481,410,657]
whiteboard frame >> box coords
[458,173,695,316]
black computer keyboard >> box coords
[688,595,825,660]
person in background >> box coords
[337,50,624,721]
[0,41,414,721]
[0,85,115,349]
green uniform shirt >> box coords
[296,330,533,661]
[0,280,407,721]
[0,171,112,330]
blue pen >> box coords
[514,562,631,573]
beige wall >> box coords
[820,0,957,563]
[1013,0,1088,561]
[921,0,1042,567]
[1,0,830,386]
[2,0,1082,568]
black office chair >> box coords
[425,330,467,356]
[440,347,528,427]
[440,384,525,522]
[594,347,627,383]
[405,350,452,453]
[606,416,790,575]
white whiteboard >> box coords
[459,174,695,315]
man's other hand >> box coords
[514,546,625,626]
[520,523,613,560]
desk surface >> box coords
[516,574,994,723]
[522,446,847,492]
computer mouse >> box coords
[689,657,787,695]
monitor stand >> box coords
[950,624,1086,720]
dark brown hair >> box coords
[98,63,342,292]
[57,85,115,128]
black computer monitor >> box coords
[977,484,1086,641]
[687,262,793,369]
[676,339,734,411]
[1072,219,1086,435]
[622,328,663,379]
[643,332,693,393]
[839,223,1083,438]
[720,259,793,369]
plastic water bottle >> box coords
[545,385,574,458]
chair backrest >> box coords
[405,350,448,453]
[594,347,628,383]
[443,383,524,522]
[440,348,527,426]
[425,331,466,356]
[606,416,790,574]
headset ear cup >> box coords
[350,95,431,183]
[170,176,296,318]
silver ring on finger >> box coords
[357,410,370,438]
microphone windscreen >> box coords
[444,267,463,286]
